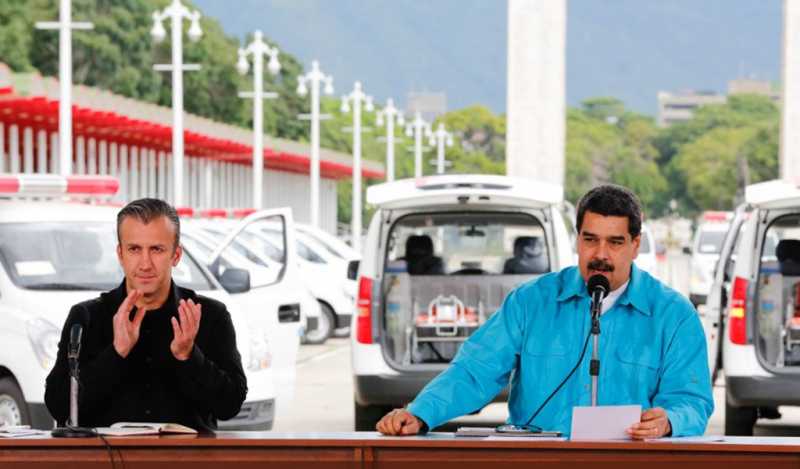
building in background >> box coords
[405,92,446,123]
[657,78,781,127]
[506,0,567,187]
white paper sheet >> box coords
[645,435,725,443]
[570,405,641,441]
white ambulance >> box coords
[349,174,575,430]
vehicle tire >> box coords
[0,377,30,426]
[355,401,395,431]
[725,392,757,436]
[304,302,335,345]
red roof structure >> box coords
[0,63,384,180]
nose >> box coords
[595,240,611,260]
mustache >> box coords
[588,260,614,272]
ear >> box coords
[116,244,123,265]
[172,245,183,267]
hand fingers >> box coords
[116,289,141,318]
[184,299,200,334]
[400,416,420,435]
[132,306,147,328]
[171,316,182,340]
[641,407,664,421]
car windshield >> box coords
[386,212,549,275]
[0,222,213,291]
[697,230,727,254]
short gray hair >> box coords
[116,198,181,251]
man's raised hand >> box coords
[171,299,201,361]
[113,289,146,358]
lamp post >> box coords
[340,81,374,253]
[151,0,203,207]
[428,122,454,174]
[297,60,334,228]
[375,98,404,182]
[35,0,94,176]
[405,112,432,178]
[236,30,281,209]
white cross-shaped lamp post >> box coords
[428,123,454,174]
[340,81,374,253]
[35,0,94,176]
[375,98,404,182]
[151,0,203,207]
[236,30,281,209]
[297,61,334,228]
[405,112,432,178]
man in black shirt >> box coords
[45,198,247,431]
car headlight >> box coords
[26,318,60,370]
[248,329,272,372]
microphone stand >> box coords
[52,327,94,438]
[590,292,602,407]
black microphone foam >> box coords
[68,324,82,358]
[587,274,611,299]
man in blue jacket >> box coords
[377,184,713,439]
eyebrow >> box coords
[581,231,627,242]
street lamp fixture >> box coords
[375,98,405,182]
[429,122,454,174]
[35,0,94,176]
[151,0,204,207]
[236,29,281,209]
[297,60,334,228]
[405,112,432,178]
[340,81,374,253]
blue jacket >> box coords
[407,264,714,437]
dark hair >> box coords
[116,198,181,251]
[575,185,642,239]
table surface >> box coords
[2,431,800,452]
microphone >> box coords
[586,274,610,407]
[587,274,610,320]
[68,324,82,364]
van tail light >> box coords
[356,277,374,344]
[729,276,748,345]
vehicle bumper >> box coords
[29,403,54,430]
[354,374,509,406]
[727,376,800,407]
[336,313,352,329]
[217,398,275,430]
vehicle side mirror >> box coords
[682,246,692,255]
[218,267,250,294]
[347,260,360,280]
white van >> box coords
[688,211,733,308]
[349,174,575,430]
[636,222,659,278]
[0,174,276,429]
[705,180,799,435]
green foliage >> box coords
[15,0,310,143]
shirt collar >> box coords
[556,264,651,316]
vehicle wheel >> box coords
[355,401,395,431]
[725,392,757,436]
[0,377,29,426]
[304,302,335,345]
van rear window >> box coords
[386,212,549,275]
